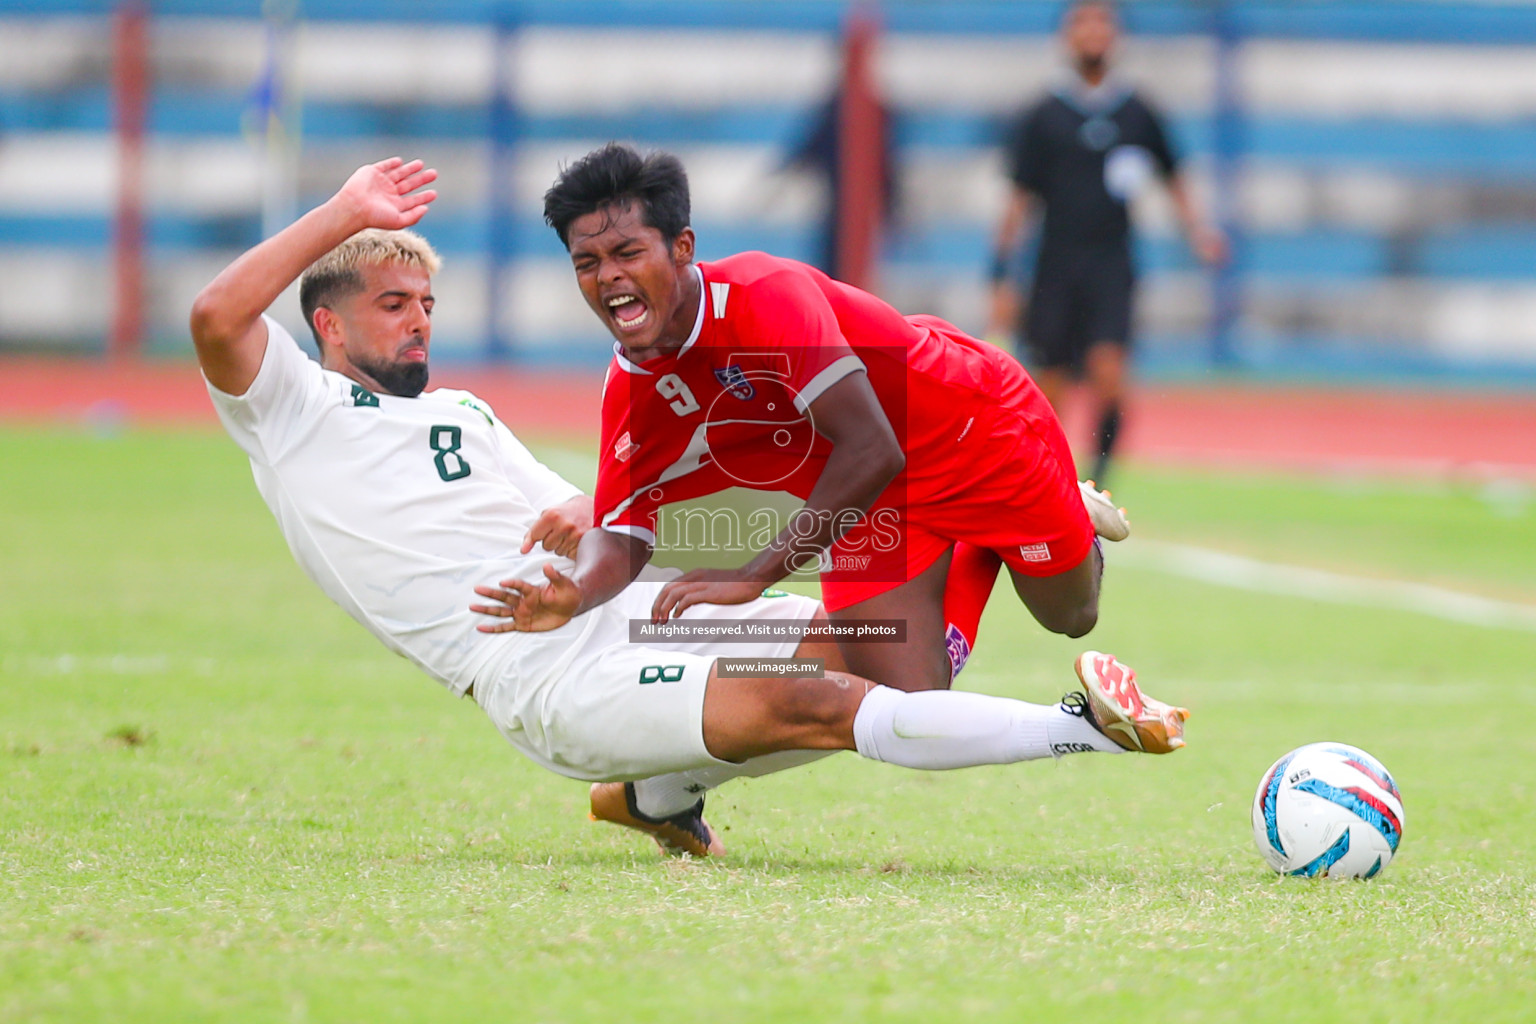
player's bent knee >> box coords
[767,675,863,733]
[1033,596,1098,638]
[1061,595,1100,637]
[702,673,862,761]
[846,649,950,693]
[1011,549,1101,638]
[1060,605,1098,638]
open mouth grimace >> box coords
[606,294,649,331]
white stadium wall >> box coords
[2,1,1536,379]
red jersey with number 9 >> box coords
[593,252,1092,608]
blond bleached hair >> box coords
[298,228,442,346]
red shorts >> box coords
[818,369,1094,613]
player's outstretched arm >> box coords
[985,188,1032,340]
[473,526,650,633]
[521,495,594,559]
[737,370,904,581]
[472,563,583,633]
[189,157,438,396]
[1167,175,1227,268]
[651,371,903,621]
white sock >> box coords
[632,749,838,819]
[851,685,1122,770]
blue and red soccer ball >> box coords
[1252,742,1405,879]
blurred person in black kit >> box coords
[785,91,900,279]
[987,0,1225,486]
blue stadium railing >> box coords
[5,0,1536,379]
[13,87,1536,176]
[11,0,1536,41]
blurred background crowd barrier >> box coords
[4,0,1536,383]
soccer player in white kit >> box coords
[190,158,1188,859]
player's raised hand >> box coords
[472,563,581,633]
[334,157,439,231]
[985,281,1020,344]
[651,568,767,623]
[1193,223,1230,268]
[522,497,593,559]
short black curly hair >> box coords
[543,143,691,250]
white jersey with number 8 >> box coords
[207,316,593,697]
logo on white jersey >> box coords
[614,431,640,462]
[1018,542,1052,563]
[457,396,494,425]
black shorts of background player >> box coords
[987,0,1225,485]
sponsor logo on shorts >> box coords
[638,665,686,685]
[1052,742,1098,755]
[614,431,640,462]
[1019,542,1051,563]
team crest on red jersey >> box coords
[613,431,640,462]
[713,364,755,400]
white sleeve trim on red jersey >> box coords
[678,264,708,357]
[793,355,866,413]
[602,523,657,546]
[612,344,652,375]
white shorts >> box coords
[475,582,820,782]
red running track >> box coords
[2,357,1533,480]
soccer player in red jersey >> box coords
[492,143,1123,693]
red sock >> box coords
[943,543,1003,679]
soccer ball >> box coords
[1251,742,1404,879]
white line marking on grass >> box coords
[0,654,219,676]
[1114,540,1536,633]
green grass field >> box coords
[3,425,1534,1023]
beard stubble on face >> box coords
[353,351,429,398]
